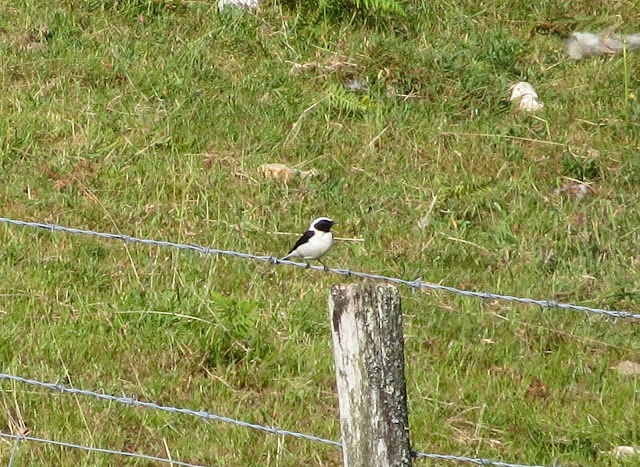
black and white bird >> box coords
[281,217,337,269]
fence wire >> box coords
[0,432,213,467]
[0,373,340,448]
[413,451,553,467]
[0,217,637,320]
[0,372,554,467]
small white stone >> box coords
[508,82,544,112]
[509,82,538,100]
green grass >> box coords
[2,0,640,465]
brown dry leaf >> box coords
[615,360,640,376]
[259,163,318,183]
[525,377,548,399]
[124,442,139,453]
[260,163,295,181]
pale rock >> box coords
[508,82,544,112]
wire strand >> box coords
[0,432,212,467]
[1,372,555,467]
[0,217,637,320]
[0,373,341,448]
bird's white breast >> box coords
[297,231,333,260]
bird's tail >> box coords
[280,251,295,261]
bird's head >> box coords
[310,217,337,233]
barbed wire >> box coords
[0,372,554,467]
[0,373,341,448]
[0,216,637,320]
[413,452,552,467]
[0,432,212,467]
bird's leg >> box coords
[318,259,329,272]
[304,259,311,269]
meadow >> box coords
[1,0,640,465]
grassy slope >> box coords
[2,0,640,465]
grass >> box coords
[2,0,640,465]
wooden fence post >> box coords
[328,283,412,467]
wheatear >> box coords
[281,217,337,270]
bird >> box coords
[281,217,337,270]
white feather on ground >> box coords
[566,32,640,59]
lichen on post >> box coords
[328,283,411,467]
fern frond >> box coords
[325,83,368,117]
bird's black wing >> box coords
[288,230,314,254]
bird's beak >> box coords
[331,221,338,225]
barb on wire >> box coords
[0,432,212,467]
[0,216,637,320]
[413,451,553,467]
[1,372,556,467]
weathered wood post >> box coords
[328,283,412,467]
